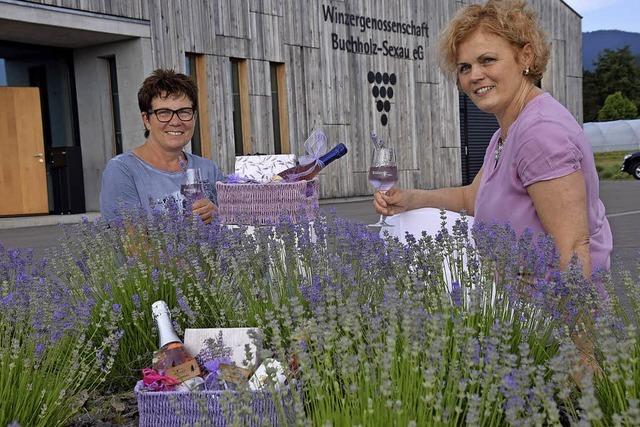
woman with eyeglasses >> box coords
[100,69,224,223]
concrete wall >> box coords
[74,38,153,211]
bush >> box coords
[597,92,638,121]
[593,151,634,180]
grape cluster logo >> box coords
[367,70,396,127]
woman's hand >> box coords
[373,188,413,216]
[191,198,217,224]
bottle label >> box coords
[164,357,201,383]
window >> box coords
[106,56,123,155]
[270,62,290,154]
[0,59,6,85]
[230,58,251,155]
[185,53,210,157]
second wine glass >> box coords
[368,146,398,227]
[181,168,205,203]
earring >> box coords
[523,68,530,76]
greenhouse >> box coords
[584,119,640,153]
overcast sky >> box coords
[563,0,640,33]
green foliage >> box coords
[593,150,635,180]
[584,69,602,123]
[597,92,639,121]
[583,46,640,122]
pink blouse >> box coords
[474,93,612,271]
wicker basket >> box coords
[216,180,319,226]
[135,381,284,427]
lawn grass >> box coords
[593,150,634,180]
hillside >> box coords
[583,30,640,71]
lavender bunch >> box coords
[50,204,312,388]
[586,266,640,425]
[0,245,121,426]
[246,218,582,425]
[263,278,578,425]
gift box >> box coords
[234,154,296,183]
[216,179,319,226]
[135,381,286,427]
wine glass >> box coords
[367,146,398,227]
[181,168,205,204]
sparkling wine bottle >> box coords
[151,300,201,382]
[276,143,348,181]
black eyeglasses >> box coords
[147,108,196,123]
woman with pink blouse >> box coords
[374,0,612,276]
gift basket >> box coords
[216,179,319,226]
[216,129,345,226]
[135,383,283,427]
[136,304,294,426]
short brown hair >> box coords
[438,0,550,83]
[138,69,198,137]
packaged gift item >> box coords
[151,301,201,383]
[275,130,347,182]
[216,129,344,226]
[184,328,259,368]
[234,154,296,183]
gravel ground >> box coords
[69,391,138,427]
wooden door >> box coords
[0,87,48,216]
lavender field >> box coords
[1,206,639,426]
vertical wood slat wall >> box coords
[29,0,583,198]
[194,54,212,159]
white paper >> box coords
[184,327,259,368]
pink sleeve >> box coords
[515,123,583,187]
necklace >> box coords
[492,86,538,167]
[494,137,504,165]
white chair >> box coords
[380,208,475,291]
[380,207,474,244]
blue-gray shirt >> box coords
[100,151,225,222]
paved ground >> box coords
[599,181,640,274]
[1,180,638,272]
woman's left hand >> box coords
[191,198,217,224]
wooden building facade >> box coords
[0,0,582,214]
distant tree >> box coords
[596,46,640,102]
[582,70,600,122]
[597,91,638,121]
[582,46,640,122]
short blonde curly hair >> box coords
[438,0,550,83]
